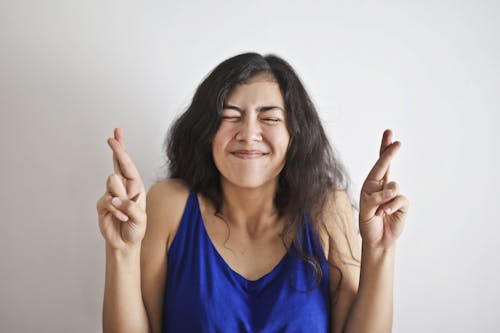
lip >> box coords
[230,150,268,159]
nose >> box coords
[235,116,262,142]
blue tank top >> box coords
[163,191,330,332]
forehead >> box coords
[225,73,284,107]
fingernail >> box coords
[385,207,392,214]
[111,197,122,207]
[119,213,129,222]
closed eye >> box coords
[263,118,280,123]
[221,116,240,121]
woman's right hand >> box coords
[96,128,147,251]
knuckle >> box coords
[387,181,398,189]
[107,173,122,184]
[106,178,122,194]
[112,174,123,184]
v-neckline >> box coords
[194,192,290,285]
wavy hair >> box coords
[164,52,359,296]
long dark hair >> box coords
[164,52,359,296]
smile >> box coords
[230,151,268,159]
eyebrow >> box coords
[223,104,285,113]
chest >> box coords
[200,208,291,281]
[163,191,331,332]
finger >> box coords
[384,181,399,195]
[379,129,393,184]
[107,137,141,181]
[108,197,130,222]
[379,129,393,156]
[110,196,146,225]
[377,194,409,216]
[106,174,127,198]
[115,128,126,149]
[360,184,399,220]
[366,141,401,182]
[96,193,111,217]
[111,128,127,177]
[97,193,129,221]
[111,129,123,177]
[372,181,400,215]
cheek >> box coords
[212,135,222,157]
[212,127,232,155]
[268,130,290,152]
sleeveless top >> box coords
[163,191,330,333]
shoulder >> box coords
[147,177,190,199]
[325,188,355,218]
[316,188,359,264]
[145,178,191,249]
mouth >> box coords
[230,150,269,159]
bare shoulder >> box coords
[317,188,359,261]
[145,178,191,248]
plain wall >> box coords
[1,0,499,332]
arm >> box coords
[326,130,409,333]
[103,178,187,333]
[342,245,395,333]
[100,128,177,333]
[98,129,150,333]
[324,191,399,333]
[343,129,409,333]
[104,245,150,333]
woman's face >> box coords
[212,73,290,190]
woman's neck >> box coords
[219,179,281,236]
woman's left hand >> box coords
[358,129,410,251]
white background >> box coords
[1,0,499,332]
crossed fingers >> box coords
[107,128,141,182]
[364,130,401,193]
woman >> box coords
[96,52,409,333]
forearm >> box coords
[103,244,150,333]
[343,244,396,333]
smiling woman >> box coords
[97,52,409,333]
[213,73,290,189]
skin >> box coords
[211,73,290,236]
[199,74,293,280]
[341,130,409,333]
[97,79,409,332]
